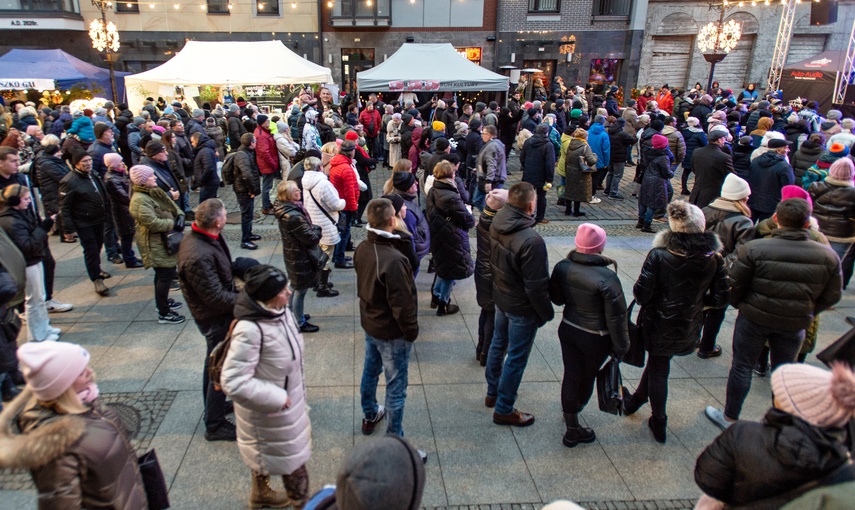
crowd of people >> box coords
[0,79,854,509]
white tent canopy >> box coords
[124,40,333,112]
[357,43,508,92]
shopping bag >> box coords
[596,357,624,415]
[138,449,171,509]
[817,325,855,368]
[623,300,646,368]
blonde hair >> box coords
[303,156,321,172]
[41,134,60,147]
[34,387,88,415]
[1,184,29,207]
[277,180,300,202]
[723,197,752,218]
[320,141,338,157]
[573,128,588,139]
[383,159,413,194]
[433,161,455,179]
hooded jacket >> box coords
[809,179,855,242]
[563,137,598,203]
[747,151,796,216]
[254,125,280,176]
[128,184,182,269]
[274,200,322,291]
[302,170,345,247]
[792,140,825,186]
[392,188,429,260]
[608,121,635,162]
[519,133,556,187]
[731,142,754,180]
[193,132,220,187]
[489,203,554,325]
[639,146,674,210]
[681,126,708,169]
[227,110,247,152]
[587,122,611,169]
[426,179,475,281]
[634,230,728,357]
[221,290,311,476]
[702,201,755,267]
[661,125,686,165]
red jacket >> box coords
[329,154,359,211]
[358,109,382,137]
[657,92,674,115]
[254,127,280,175]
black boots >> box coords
[649,415,667,443]
[437,300,459,316]
[316,269,339,298]
[562,413,596,447]
[622,386,644,416]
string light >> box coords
[366,0,371,5]
[291,1,296,7]
[174,3,179,9]
[149,2,154,7]
[227,2,232,8]
[258,2,264,8]
[200,3,205,8]
[327,0,332,6]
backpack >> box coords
[208,319,264,392]
[221,152,239,185]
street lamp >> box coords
[697,12,742,91]
[89,0,120,103]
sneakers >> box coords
[607,193,625,201]
[39,333,60,342]
[362,405,386,435]
[299,321,320,333]
[167,298,183,310]
[704,406,733,432]
[417,449,428,464]
[169,280,181,292]
[48,326,61,336]
[589,197,602,204]
[205,421,237,441]
[158,311,186,324]
[45,299,73,313]
[753,363,767,377]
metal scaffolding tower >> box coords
[833,18,855,105]
[766,0,797,94]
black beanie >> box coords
[381,193,404,215]
[336,436,425,510]
[650,119,665,131]
[94,121,111,140]
[393,171,416,192]
[70,147,89,166]
[243,265,288,302]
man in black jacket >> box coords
[485,182,554,427]
[88,122,123,265]
[59,148,111,296]
[190,131,220,202]
[233,133,262,250]
[114,104,134,167]
[519,124,555,224]
[689,129,735,209]
[705,199,842,431]
[354,198,426,463]
[227,104,246,153]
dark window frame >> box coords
[207,0,230,14]
[256,0,279,16]
[591,0,632,20]
[115,1,139,13]
[528,0,560,14]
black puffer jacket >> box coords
[634,230,728,357]
[227,112,246,152]
[193,133,220,187]
[695,408,854,509]
[490,203,554,325]
[274,200,322,291]
[59,168,109,234]
[608,121,635,162]
[549,251,630,356]
[639,146,673,210]
[731,143,754,180]
[475,205,499,311]
[426,179,475,281]
[747,151,795,216]
[177,227,238,322]
[103,169,135,237]
[702,201,755,267]
[520,133,555,187]
[0,207,51,266]
[792,139,824,187]
[729,228,842,331]
[233,146,261,196]
[809,181,855,242]
[35,152,69,215]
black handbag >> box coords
[161,230,184,256]
[817,325,855,368]
[596,356,624,415]
[307,244,329,271]
[578,155,597,173]
[623,300,646,368]
[138,449,170,509]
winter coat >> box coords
[0,395,148,510]
[730,227,841,331]
[731,143,754,179]
[59,168,109,234]
[785,123,809,149]
[475,138,507,185]
[810,180,855,242]
[489,203,554,325]
[274,201,322,291]
[695,408,855,508]
[427,178,475,280]
[205,125,226,161]
[0,207,50,266]
[661,126,686,165]
[233,146,261,196]
[193,133,220,187]
[634,230,728,357]
[126,124,143,165]
[301,170,344,247]
[35,153,68,215]
[392,188,429,260]
[103,169,135,237]
[87,141,115,179]
[328,154,359,212]
[622,107,643,138]
[221,291,311,477]
[638,147,674,210]
[690,144,734,208]
[792,140,825,186]
[139,156,181,201]
[67,116,95,142]
[681,127,708,170]
[549,251,630,356]
[228,112,247,152]
[354,229,419,341]
[690,104,713,132]
[608,123,635,164]
[475,205,499,311]
[520,133,556,187]
[465,129,484,170]
[587,122,611,168]
[128,184,182,269]
[254,126,280,176]
[747,151,795,216]
[274,133,297,178]
[702,200,755,269]
[359,109,382,137]
[177,227,238,323]
[563,138,597,203]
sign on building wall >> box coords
[1,18,85,31]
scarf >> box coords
[76,382,100,404]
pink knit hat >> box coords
[485,189,509,211]
[129,165,155,186]
[104,153,124,170]
[575,223,607,254]
[771,363,855,428]
[781,185,813,208]
[651,134,668,149]
[829,157,855,185]
[18,342,90,401]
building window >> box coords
[331,0,391,26]
[528,0,559,13]
[257,0,279,15]
[1,0,79,13]
[591,0,631,20]
[115,0,139,13]
[207,0,229,14]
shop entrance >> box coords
[342,48,375,96]
[589,58,622,94]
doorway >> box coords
[342,48,375,96]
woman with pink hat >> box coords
[809,157,855,288]
[103,153,143,268]
[549,223,629,447]
[0,342,147,508]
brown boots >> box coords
[250,470,290,509]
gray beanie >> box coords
[229,104,240,113]
[192,108,204,118]
[827,109,844,122]
[276,120,289,134]
[336,436,425,510]
[594,115,606,125]
[133,116,146,126]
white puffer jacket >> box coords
[221,292,312,476]
[301,170,345,246]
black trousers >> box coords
[631,354,672,419]
[196,314,232,432]
[699,307,727,353]
[558,322,611,413]
[534,186,547,222]
[235,192,254,243]
[76,224,105,281]
[153,267,177,316]
[477,309,495,359]
[42,246,55,301]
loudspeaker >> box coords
[811,0,838,26]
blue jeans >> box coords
[290,287,308,324]
[199,184,219,203]
[605,161,625,196]
[360,335,413,437]
[472,181,504,210]
[103,213,119,259]
[485,308,539,415]
[236,192,254,243]
[334,210,354,264]
[724,314,804,420]
[261,173,275,210]
[637,200,654,225]
[433,277,454,302]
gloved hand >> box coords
[174,215,186,232]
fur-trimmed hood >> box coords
[652,229,722,257]
[0,388,86,470]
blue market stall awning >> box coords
[0,49,128,101]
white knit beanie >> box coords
[771,362,855,428]
[720,173,751,201]
[667,200,706,234]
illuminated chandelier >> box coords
[89,19,120,53]
[697,19,742,54]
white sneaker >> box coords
[48,326,61,335]
[45,299,73,313]
[705,406,733,431]
[417,449,428,464]
[589,197,602,204]
[37,334,59,342]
